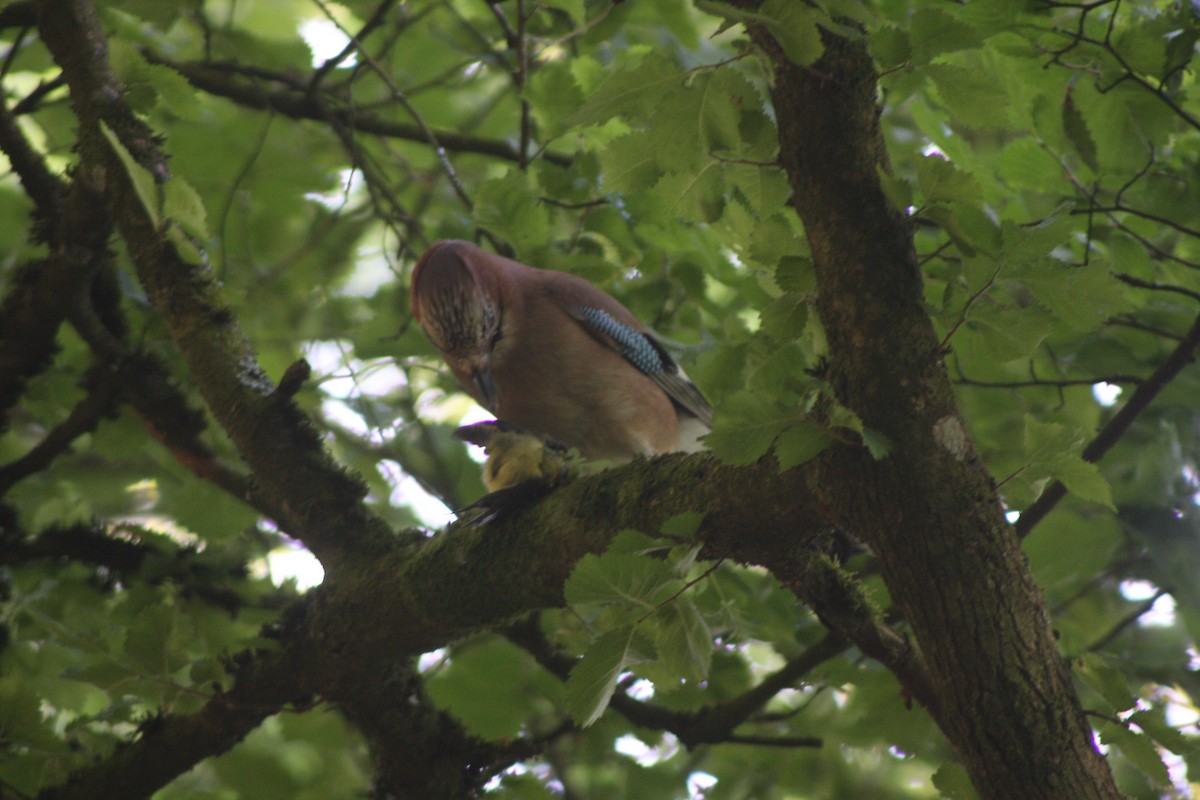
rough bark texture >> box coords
[745,26,1121,800]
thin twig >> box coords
[1016,312,1200,537]
[312,0,474,209]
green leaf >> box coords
[826,402,892,459]
[1023,417,1114,509]
[1129,707,1193,756]
[567,51,680,128]
[124,603,189,675]
[653,598,713,682]
[100,120,160,227]
[1061,91,1099,173]
[163,176,209,241]
[758,0,826,66]
[730,164,790,217]
[916,155,982,205]
[661,511,705,539]
[909,7,984,64]
[426,639,550,740]
[774,420,833,470]
[565,625,653,727]
[706,390,799,466]
[653,166,726,222]
[1016,264,1132,333]
[1075,657,1137,714]
[598,130,662,194]
[926,63,1010,129]
[1099,722,1170,786]
[565,551,677,609]
[877,166,914,212]
[931,762,979,799]
[962,302,1055,363]
[474,171,551,254]
[760,291,808,342]
[696,1,824,65]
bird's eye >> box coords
[485,303,503,346]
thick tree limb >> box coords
[738,12,1122,800]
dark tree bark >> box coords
[741,22,1122,800]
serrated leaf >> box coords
[1129,708,1193,755]
[774,420,833,470]
[877,166,914,212]
[653,166,725,222]
[1017,264,1132,333]
[964,303,1054,362]
[916,155,982,205]
[927,64,1009,129]
[1099,722,1170,786]
[999,204,1075,264]
[661,512,705,539]
[759,0,825,66]
[910,7,983,64]
[426,639,545,740]
[163,176,208,241]
[124,604,189,675]
[598,130,662,193]
[606,529,667,555]
[1023,417,1114,509]
[1062,92,1099,173]
[825,401,890,459]
[567,51,680,128]
[697,1,824,65]
[1053,456,1115,509]
[565,626,653,727]
[565,551,677,608]
[475,172,551,254]
[775,256,814,294]
[1023,416,1085,462]
[100,120,159,227]
[668,542,705,578]
[705,390,799,465]
[860,427,893,460]
[654,598,712,682]
[931,762,979,799]
[1080,657,1132,714]
[760,291,808,342]
[731,163,790,216]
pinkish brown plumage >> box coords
[410,240,711,461]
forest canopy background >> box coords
[2,0,1200,799]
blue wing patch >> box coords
[572,306,713,427]
[573,306,671,377]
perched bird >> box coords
[411,240,712,462]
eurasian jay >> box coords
[410,240,712,462]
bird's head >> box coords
[411,241,503,410]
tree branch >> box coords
[1016,311,1200,537]
[38,0,403,572]
[141,52,573,168]
[736,5,1121,795]
[36,643,316,800]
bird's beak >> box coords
[472,365,499,412]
